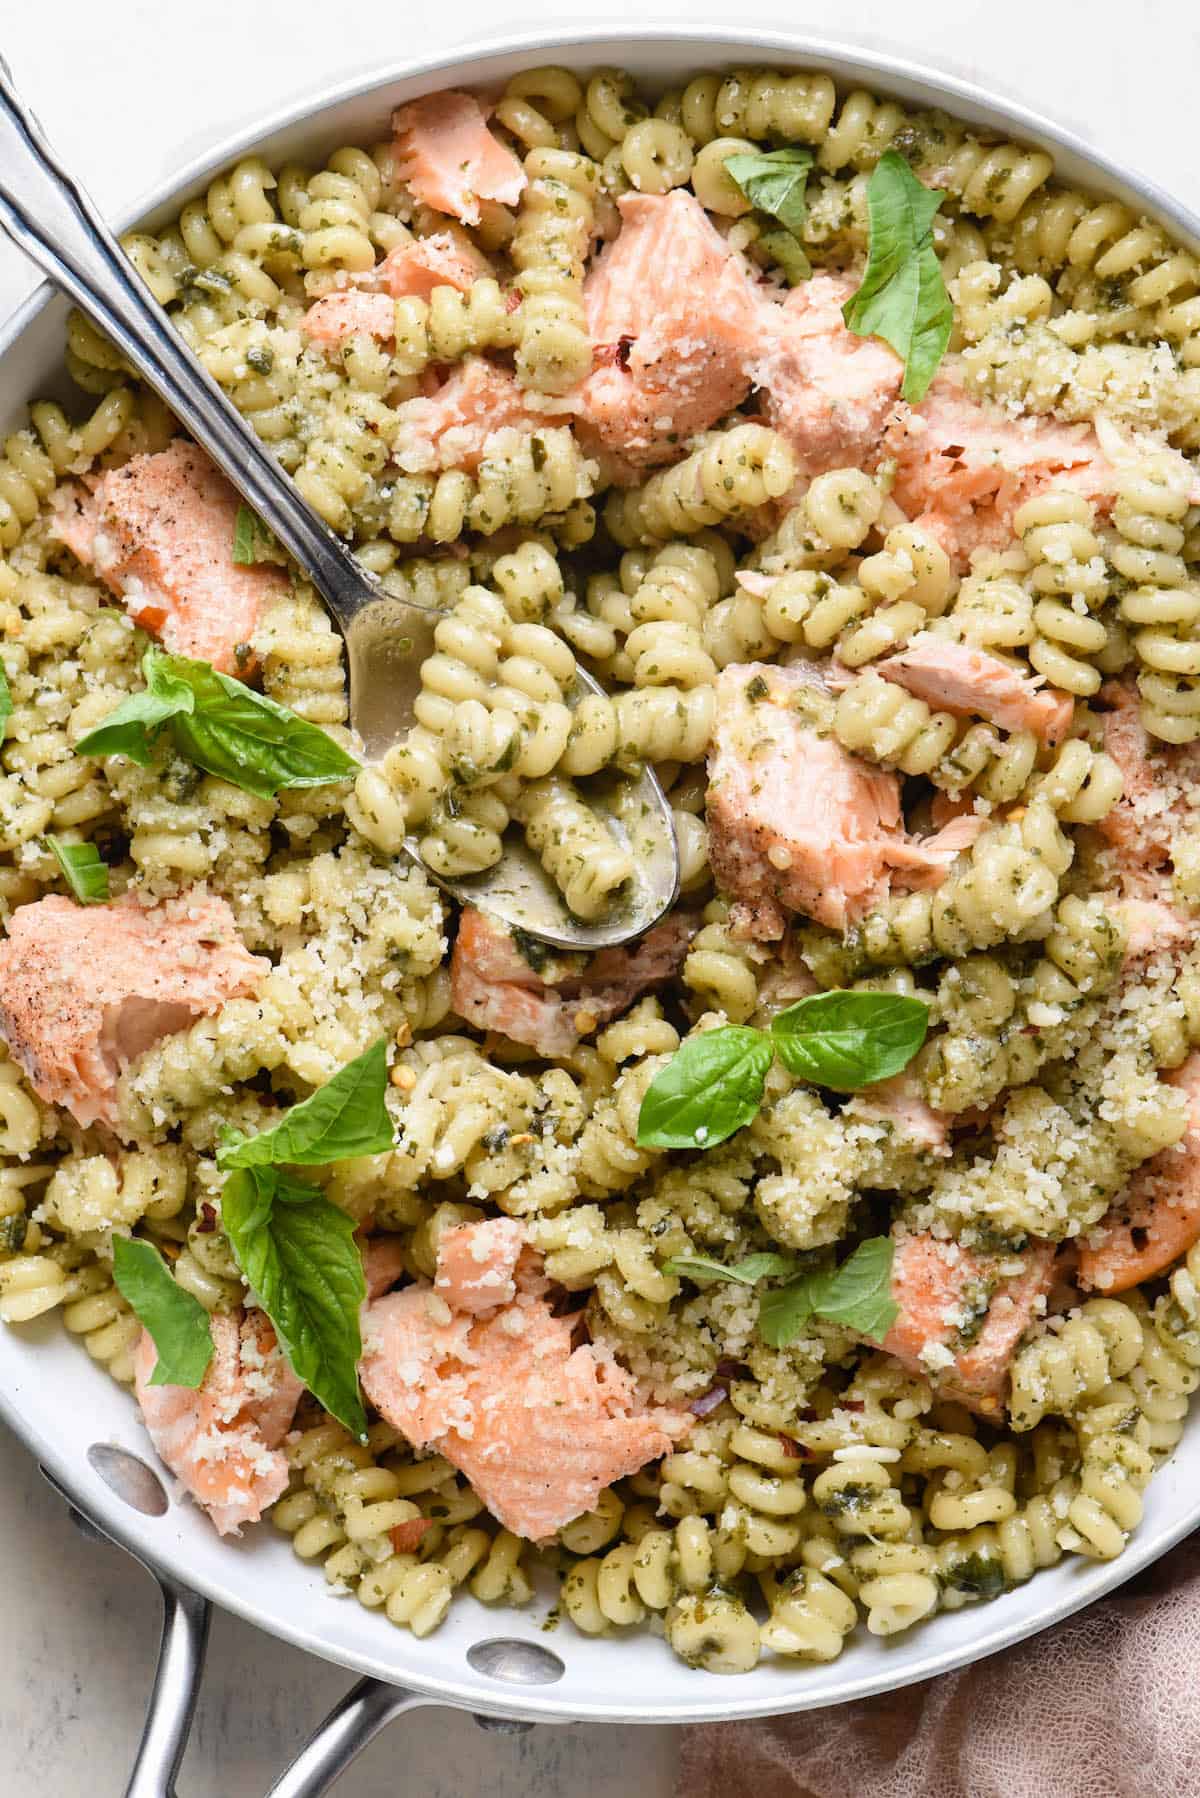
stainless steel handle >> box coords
[0,53,370,630]
[124,1570,212,1798]
[263,1678,436,1798]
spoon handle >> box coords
[0,53,370,628]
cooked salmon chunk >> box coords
[301,290,397,348]
[362,1233,409,1301]
[881,366,1125,565]
[0,891,267,1130]
[876,633,1074,745]
[882,1227,1056,1414]
[449,906,693,1055]
[360,1271,690,1541]
[392,358,547,474]
[378,231,495,299]
[1079,1053,1200,1294]
[434,1217,525,1314]
[49,439,287,673]
[134,1309,303,1535]
[1095,677,1200,892]
[705,663,969,937]
[752,274,903,478]
[844,1073,951,1157]
[393,90,526,227]
[572,191,762,479]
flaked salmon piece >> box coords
[882,1227,1056,1415]
[1114,896,1196,967]
[392,358,550,474]
[393,90,525,227]
[706,663,967,937]
[876,633,1074,745]
[449,906,693,1056]
[844,1073,951,1157]
[360,1276,690,1541]
[134,1309,303,1536]
[1079,1053,1200,1294]
[301,291,396,348]
[881,365,1119,566]
[751,274,903,479]
[434,1218,525,1314]
[572,191,762,480]
[1095,678,1200,890]
[378,231,494,299]
[362,1234,409,1301]
[896,813,990,891]
[0,890,266,1131]
[49,439,287,673]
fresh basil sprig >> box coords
[665,1237,899,1349]
[215,1042,393,1437]
[75,646,358,799]
[112,1237,214,1387]
[759,1236,899,1348]
[231,503,277,566]
[636,1027,775,1150]
[770,992,929,1089]
[723,147,814,283]
[843,150,953,402]
[637,992,929,1152]
[222,1165,368,1438]
[217,1038,393,1171]
[45,835,109,905]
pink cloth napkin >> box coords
[679,1536,1200,1798]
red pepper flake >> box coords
[196,1202,218,1235]
[776,1433,804,1459]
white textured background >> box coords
[2,4,1199,1794]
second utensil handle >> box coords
[0,52,366,620]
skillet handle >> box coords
[263,1678,435,1797]
[263,1678,531,1798]
[124,1568,212,1798]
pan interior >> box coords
[1,27,1199,1725]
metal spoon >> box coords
[0,57,678,949]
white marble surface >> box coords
[2,3,1200,1793]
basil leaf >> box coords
[725,147,813,236]
[218,1038,394,1170]
[232,502,280,566]
[637,1026,775,1150]
[757,227,812,285]
[808,1235,899,1343]
[725,148,814,285]
[112,1237,214,1387]
[758,1236,899,1348]
[45,835,110,904]
[757,1276,819,1349]
[0,663,12,743]
[232,504,258,565]
[222,1165,368,1438]
[663,1251,798,1287]
[843,150,953,402]
[74,656,194,764]
[770,991,929,1090]
[78,647,357,798]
